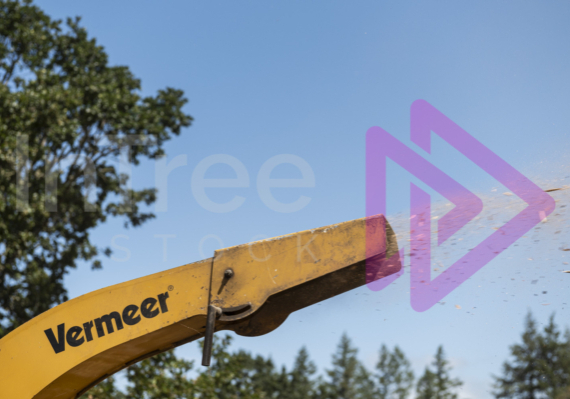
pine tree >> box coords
[416,367,438,399]
[248,354,282,398]
[281,347,317,399]
[376,345,415,399]
[354,364,377,399]
[317,333,375,399]
[493,313,570,399]
[416,346,462,399]
[432,346,462,399]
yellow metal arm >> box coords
[0,215,399,399]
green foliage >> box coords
[81,313,570,399]
[316,333,376,399]
[81,376,125,399]
[555,386,570,399]
[416,346,462,399]
[281,347,317,399]
[376,345,414,399]
[125,351,195,399]
[416,367,438,399]
[81,334,401,399]
[493,313,570,399]
[0,0,191,337]
[194,334,274,399]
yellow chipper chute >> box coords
[0,215,400,399]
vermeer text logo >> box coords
[44,292,170,354]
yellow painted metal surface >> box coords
[210,214,395,321]
[0,258,212,399]
[0,215,398,399]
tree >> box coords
[416,346,462,399]
[194,334,274,399]
[282,347,318,399]
[247,354,282,398]
[317,333,375,399]
[376,345,414,399]
[124,351,195,399]
[82,335,279,399]
[0,0,191,337]
[555,386,570,399]
[80,376,124,399]
[493,313,570,399]
[416,367,438,399]
[80,333,427,399]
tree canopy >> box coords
[376,344,414,399]
[416,346,462,399]
[81,318,570,399]
[0,0,191,337]
[80,333,458,399]
[493,313,570,399]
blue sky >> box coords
[36,1,570,397]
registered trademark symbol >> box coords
[168,285,174,291]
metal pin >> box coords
[201,304,221,366]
